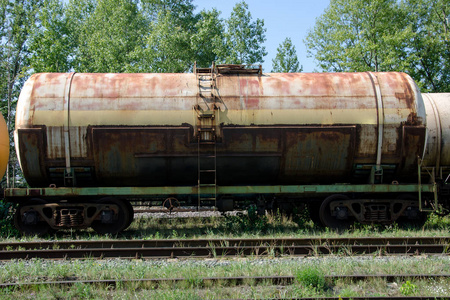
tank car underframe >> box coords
[5,183,439,235]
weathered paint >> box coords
[15,71,429,187]
[31,108,419,126]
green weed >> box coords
[0,201,18,237]
[400,280,417,296]
[223,205,269,233]
[295,266,327,291]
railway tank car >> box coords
[5,64,450,235]
[0,113,10,179]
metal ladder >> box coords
[195,63,218,209]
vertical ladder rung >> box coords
[197,70,217,210]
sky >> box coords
[193,0,331,73]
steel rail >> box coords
[1,237,449,251]
[0,244,449,260]
[0,274,449,290]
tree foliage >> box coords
[128,11,193,73]
[305,0,413,72]
[218,1,267,64]
[28,0,72,72]
[272,37,302,73]
[72,0,148,73]
[141,0,196,25]
[306,0,449,92]
[2,0,269,76]
[401,0,449,92]
[190,9,225,68]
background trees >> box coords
[28,0,74,73]
[306,0,449,92]
[272,37,302,73]
[72,0,148,73]
[305,0,413,73]
[218,1,267,64]
[400,0,449,92]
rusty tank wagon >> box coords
[4,64,450,235]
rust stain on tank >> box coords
[246,98,260,109]
[268,75,291,95]
[390,73,415,110]
[406,112,419,125]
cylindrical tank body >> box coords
[15,72,427,187]
[422,93,450,174]
[0,113,9,179]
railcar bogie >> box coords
[12,196,134,235]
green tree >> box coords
[129,4,224,72]
[305,0,414,73]
[72,0,147,73]
[305,0,449,92]
[65,0,96,52]
[28,0,72,72]
[190,9,225,68]
[272,37,302,73]
[219,1,267,65]
[401,0,449,92]
[127,11,193,73]
[141,0,196,26]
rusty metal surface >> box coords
[422,93,450,168]
[15,71,427,188]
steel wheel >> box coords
[319,194,354,230]
[14,198,53,236]
[91,198,130,234]
[163,197,180,213]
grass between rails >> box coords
[0,207,449,242]
[1,206,449,299]
[0,257,449,299]
[3,282,450,300]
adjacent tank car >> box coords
[0,113,9,179]
[5,64,450,235]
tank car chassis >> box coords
[4,164,444,235]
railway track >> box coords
[1,273,449,299]
[1,237,449,260]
